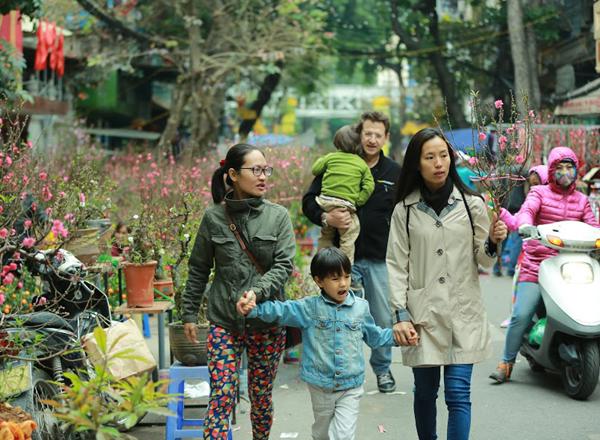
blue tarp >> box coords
[444,128,484,153]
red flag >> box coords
[34,20,48,70]
[54,31,64,77]
[0,10,23,53]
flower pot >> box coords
[153,278,174,299]
[168,322,209,366]
[123,261,157,308]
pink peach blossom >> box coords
[22,237,36,248]
[478,132,486,141]
[2,277,13,288]
[494,100,504,109]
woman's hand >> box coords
[489,213,508,244]
[183,323,199,344]
[236,290,256,316]
[393,322,419,346]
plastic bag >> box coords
[528,318,547,346]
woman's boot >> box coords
[489,362,513,383]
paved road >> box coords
[132,275,600,439]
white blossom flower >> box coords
[128,236,134,243]
[133,214,139,220]
[183,233,190,240]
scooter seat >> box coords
[12,311,75,332]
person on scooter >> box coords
[490,147,600,383]
[498,165,548,328]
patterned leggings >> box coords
[203,324,285,440]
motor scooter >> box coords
[518,221,600,400]
[0,249,112,439]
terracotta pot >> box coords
[153,278,174,299]
[123,261,157,307]
[169,322,209,366]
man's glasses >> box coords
[240,166,274,177]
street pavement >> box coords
[131,275,600,440]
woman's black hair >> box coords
[211,143,263,203]
[310,247,352,279]
[395,128,480,204]
[111,221,129,239]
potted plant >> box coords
[121,211,158,308]
[158,197,210,366]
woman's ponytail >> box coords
[211,165,228,204]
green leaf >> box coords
[93,325,108,354]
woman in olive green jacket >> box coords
[182,143,295,440]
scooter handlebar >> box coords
[518,224,539,240]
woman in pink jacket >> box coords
[490,146,600,383]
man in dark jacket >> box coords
[302,111,401,393]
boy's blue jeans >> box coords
[412,364,473,440]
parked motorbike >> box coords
[518,221,600,400]
[0,249,112,439]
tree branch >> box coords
[75,0,167,47]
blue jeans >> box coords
[502,282,541,362]
[494,231,522,274]
[351,259,392,375]
[413,364,473,440]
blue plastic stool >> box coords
[165,361,233,440]
[142,314,151,338]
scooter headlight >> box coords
[561,262,594,284]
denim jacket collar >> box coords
[320,290,357,307]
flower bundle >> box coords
[458,92,535,213]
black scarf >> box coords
[421,178,453,216]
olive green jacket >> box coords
[181,195,295,331]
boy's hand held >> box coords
[236,291,256,315]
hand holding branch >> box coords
[489,213,508,244]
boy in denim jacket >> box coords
[237,247,407,440]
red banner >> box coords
[0,10,23,53]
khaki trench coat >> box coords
[386,186,495,367]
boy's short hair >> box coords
[310,248,352,279]
[333,125,362,154]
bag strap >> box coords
[404,200,411,252]
[458,191,475,236]
[225,208,266,275]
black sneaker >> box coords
[376,371,396,393]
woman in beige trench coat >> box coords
[386,128,507,440]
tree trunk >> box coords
[507,0,531,115]
[157,77,189,153]
[429,53,468,128]
[238,60,284,139]
[525,26,541,110]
